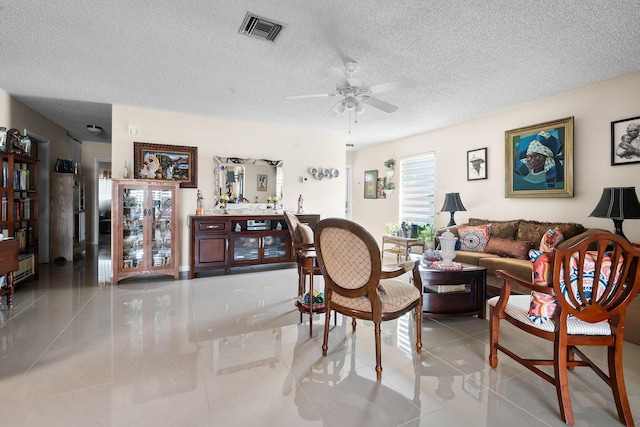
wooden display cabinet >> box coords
[112,179,180,283]
[190,213,320,277]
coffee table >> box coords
[413,257,487,319]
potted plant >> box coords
[418,224,436,249]
[382,182,395,196]
[384,158,395,179]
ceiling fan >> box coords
[286,61,417,131]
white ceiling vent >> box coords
[239,13,284,42]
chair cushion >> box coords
[297,223,314,244]
[488,295,612,335]
[330,278,420,314]
[458,225,490,252]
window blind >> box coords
[399,152,436,226]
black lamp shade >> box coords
[589,187,640,239]
[441,193,467,227]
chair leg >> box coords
[374,321,382,379]
[308,271,314,337]
[554,337,574,426]
[489,306,499,368]
[322,299,331,357]
[608,343,634,426]
[415,307,422,353]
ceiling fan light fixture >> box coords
[356,102,365,114]
[86,125,103,135]
[334,102,346,115]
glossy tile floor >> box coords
[0,242,639,426]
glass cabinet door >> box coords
[263,234,288,259]
[232,235,259,262]
[151,188,173,268]
[121,186,145,270]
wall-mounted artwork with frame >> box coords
[257,174,268,191]
[134,141,198,188]
[364,170,377,199]
[505,117,574,198]
[611,115,640,166]
[467,148,487,181]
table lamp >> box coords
[589,187,640,240]
[441,193,467,227]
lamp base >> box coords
[446,212,456,228]
[612,219,628,241]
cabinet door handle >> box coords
[225,238,229,250]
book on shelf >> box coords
[424,284,467,294]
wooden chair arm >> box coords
[492,269,554,315]
[294,242,314,251]
[380,261,415,279]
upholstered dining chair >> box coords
[488,232,640,426]
[283,211,325,336]
[313,217,423,379]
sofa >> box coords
[445,218,606,296]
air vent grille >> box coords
[239,13,284,42]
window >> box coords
[399,152,436,226]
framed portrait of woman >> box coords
[505,117,574,198]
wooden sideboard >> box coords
[189,213,320,278]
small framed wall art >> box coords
[467,148,487,180]
[364,170,378,199]
[611,115,640,166]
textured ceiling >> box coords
[1,1,639,150]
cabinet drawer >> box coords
[196,221,228,233]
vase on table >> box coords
[438,229,457,265]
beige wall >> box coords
[111,105,346,272]
[351,71,640,243]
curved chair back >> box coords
[314,218,383,305]
[552,232,640,323]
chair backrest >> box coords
[283,211,300,244]
[314,218,382,299]
[552,232,640,323]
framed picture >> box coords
[257,174,268,191]
[467,148,487,180]
[611,115,640,166]
[364,170,378,199]
[134,142,198,188]
[505,117,574,198]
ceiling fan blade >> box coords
[285,93,332,99]
[367,77,417,94]
[328,67,350,87]
[360,96,398,113]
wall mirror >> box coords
[213,156,283,203]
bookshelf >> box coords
[0,152,38,283]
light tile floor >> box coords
[0,243,638,426]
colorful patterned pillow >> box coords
[457,225,490,252]
[528,250,556,324]
[528,250,622,324]
[539,227,564,252]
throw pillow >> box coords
[528,250,622,324]
[539,227,564,252]
[457,225,490,252]
[528,250,556,324]
[469,218,518,240]
[485,237,533,259]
